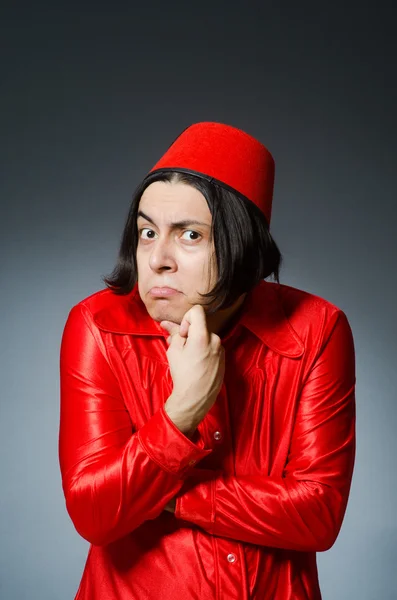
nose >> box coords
[148,235,178,272]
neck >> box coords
[206,293,247,336]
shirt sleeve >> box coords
[59,303,212,546]
[174,310,356,552]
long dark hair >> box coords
[102,170,283,313]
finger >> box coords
[159,320,173,332]
[165,332,185,346]
[161,320,189,339]
[168,332,186,349]
[181,305,210,344]
[160,320,180,336]
[179,318,190,338]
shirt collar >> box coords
[92,280,304,358]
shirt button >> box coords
[213,431,222,441]
[227,553,237,563]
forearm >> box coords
[60,406,212,546]
[175,309,356,552]
[59,304,212,546]
[175,466,354,552]
[174,310,356,552]
[63,435,180,545]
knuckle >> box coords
[211,334,222,349]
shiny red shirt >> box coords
[58,280,356,599]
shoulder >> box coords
[273,281,353,349]
[275,282,344,315]
[242,280,352,359]
[65,285,160,336]
[64,287,133,330]
[74,287,125,315]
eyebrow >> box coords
[137,210,210,229]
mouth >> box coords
[149,287,181,298]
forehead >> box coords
[138,180,211,221]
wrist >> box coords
[164,400,198,437]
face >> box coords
[136,180,217,325]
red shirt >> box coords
[59,279,356,599]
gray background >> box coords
[1,2,396,599]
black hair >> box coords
[102,170,283,314]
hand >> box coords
[160,305,225,435]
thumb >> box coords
[160,321,186,349]
[160,320,180,336]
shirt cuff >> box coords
[174,469,216,531]
[138,406,212,478]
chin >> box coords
[146,299,184,324]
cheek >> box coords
[181,257,209,279]
[136,261,147,286]
[136,248,145,270]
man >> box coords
[59,122,356,599]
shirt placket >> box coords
[199,381,249,600]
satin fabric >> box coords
[59,280,356,599]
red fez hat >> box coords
[147,122,275,225]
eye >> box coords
[139,228,157,240]
[181,230,201,241]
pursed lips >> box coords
[149,287,181,297]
